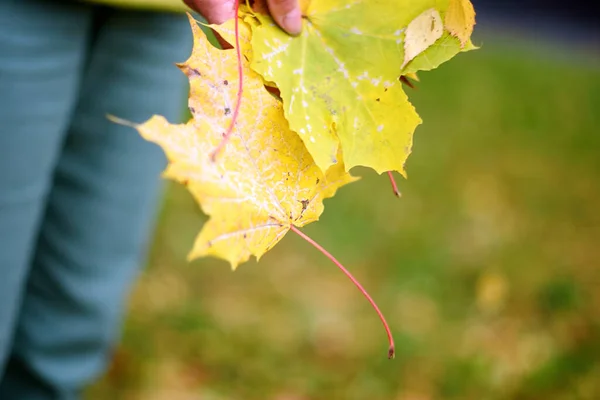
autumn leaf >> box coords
[444,0,476,48]
[247,0,476,176]
[135,15,357,269]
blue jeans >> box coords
[0,1,191,398]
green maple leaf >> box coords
[248,0,476,175]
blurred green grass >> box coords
[88,35,600,400]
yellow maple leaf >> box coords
[247,0,477,178]
[249,1,422,176]
[135,14,357,269]
[444,0,477,48]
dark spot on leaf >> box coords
[243,233,247,239]
[186,67,201,77]
[384,88,388,92]
[299,199,310,212]
[223,80,229,85]
[189,106,196,114]
[316,178,320,184]
[376,98,381,102]
[224,107,231,116]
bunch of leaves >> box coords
[121,0,476,358]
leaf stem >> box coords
[211,0,244,161]
[290,225,395,359]
[387,171,401,198]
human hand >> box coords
[183,0,302,36]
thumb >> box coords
[266,0,302,36]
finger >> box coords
[266,0,302,36]
[251,0,269,15]
[184,0,236,25]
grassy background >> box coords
[88,29,600,400]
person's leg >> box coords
[0,8,192,399]
[0,0,92,378]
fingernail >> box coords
[282,8,302,36]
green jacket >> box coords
[81,0,189,12]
